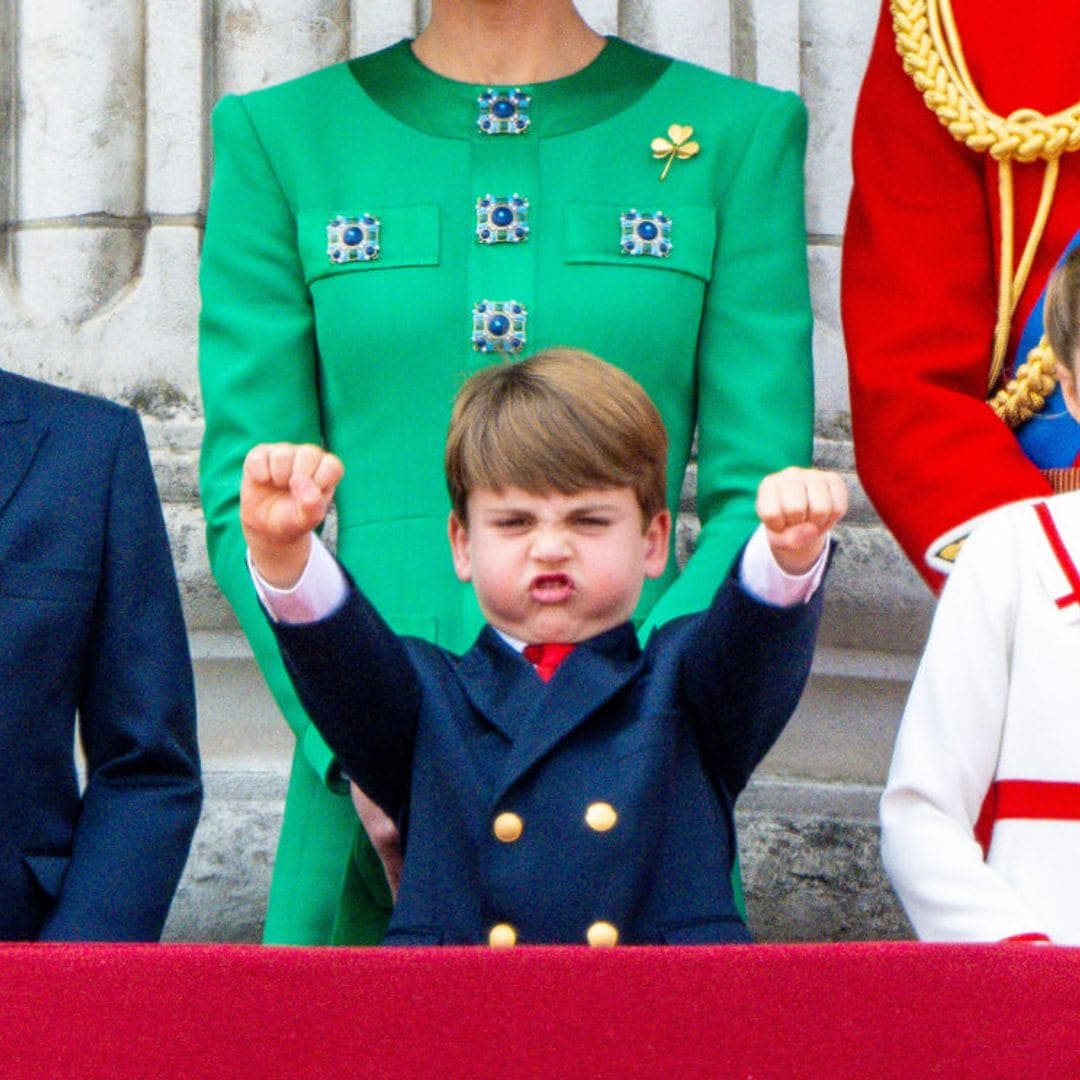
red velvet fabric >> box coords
[2,942,1080,1076]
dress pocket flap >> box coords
[564,202,717,282]
[298,205,440,286]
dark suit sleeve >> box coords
[270,580,423,822]
[679,557,825,798]
[38,410,202,941]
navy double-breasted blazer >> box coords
[0,370,202,940]
[274,556,823,946]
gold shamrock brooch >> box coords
[651,124,700,181]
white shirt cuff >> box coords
[249,534,348,624]
[738,523,830,607]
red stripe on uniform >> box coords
[974,784,997,857]
[1033,501,1080,609]
[975,779,1080,856]
[995,779,1080,819]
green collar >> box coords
[348,36,670,139]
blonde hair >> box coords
[1044,246,1080,377]
[445,348,668,525]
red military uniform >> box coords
[844,0,1080,590]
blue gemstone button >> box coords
[326,213,381,263]
[473,299,527,354]
[475,194,530,245]
[619,209,672,258]
[477,89,531,135]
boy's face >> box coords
[448,486,670,644]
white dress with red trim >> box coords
[881,490,1080,943]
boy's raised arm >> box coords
[683,467,845,796]
[244,442,421,824]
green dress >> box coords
[199,37,814,945]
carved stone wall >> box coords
[1,1,924,942]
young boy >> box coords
[243,350,846,946]
[881,246,1080,944]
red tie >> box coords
[523,642,575,682]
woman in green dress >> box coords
[199,0,814,945]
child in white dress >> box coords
[881,245,1080,943]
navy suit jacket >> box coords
[273,560,824,946]
[0,370,201,940]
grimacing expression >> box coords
[448,485,671,644]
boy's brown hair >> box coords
[445,348,669,525]
[1045,245,1080,375]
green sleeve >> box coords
[641,91,814,635]
[198,93,338,786]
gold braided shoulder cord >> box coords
[988,336,1057,426]
[891,0,1080,425]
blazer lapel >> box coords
[490,622,643,798]
[0,372,47,520]
[457,627,544,742]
